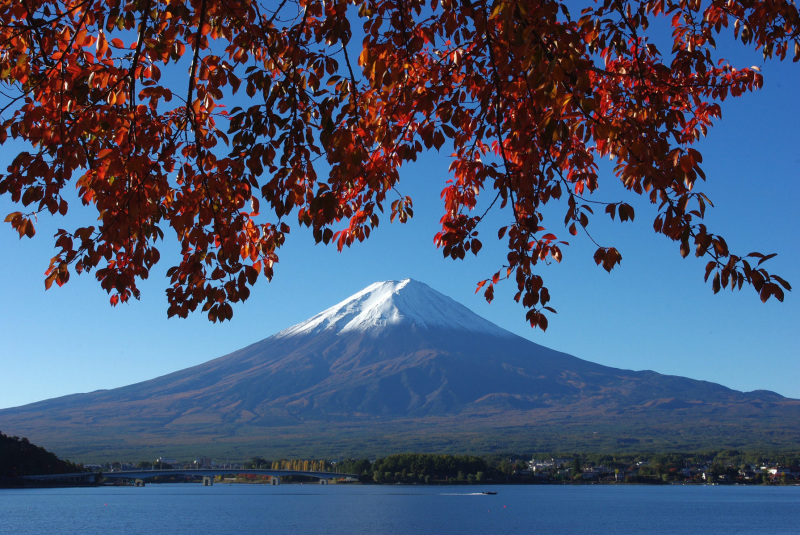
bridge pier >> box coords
[202,476,214,486]
[270,476,280,485]
[134,479,145,487]
[319,478,328,485]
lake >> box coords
[1,484,798,534]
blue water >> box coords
[1,484,798,534]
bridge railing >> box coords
[21,468,359,486]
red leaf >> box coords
[471,239,482,255]
[704,261,716,282]
[483,284,494,303]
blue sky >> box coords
[0,31,798,411]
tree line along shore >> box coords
[5,430,798,487]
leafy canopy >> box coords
[0,0,794,328]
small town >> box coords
[520,457,800,485]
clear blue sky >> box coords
[1,35,798,411]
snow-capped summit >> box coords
[275,279,513,338]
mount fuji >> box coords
[1,279,798,459]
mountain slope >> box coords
[1,279,798,459]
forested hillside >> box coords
[0,431,82,484]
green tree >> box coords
[572,457,583,479]
[499,459,513,476]
[245,456,269,469]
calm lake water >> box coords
[1,484,798,534]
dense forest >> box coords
[337,453,489,484]
[0,431,83,484]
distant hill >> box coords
[1,279,798,460]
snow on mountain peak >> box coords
[275,279,513,338]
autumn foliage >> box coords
[0,0,794,327]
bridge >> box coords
[22,469,358,487]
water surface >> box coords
[2,484,797,534]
